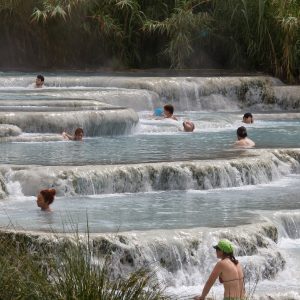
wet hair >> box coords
[37,74,44,82]
[164,104,174,115]
[215,246,239,265]
[237,126,247,139]
[243,112,253,119]
[224,252,239,265]
[40,188,56,205]
[74,128,84,136]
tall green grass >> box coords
[0,230,170,300]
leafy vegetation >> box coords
[0,230,170,300]
[0,0,299,82]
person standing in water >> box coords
[235,126,255,148]
[37,188,56,212]
[194,239,245,300]
[35,74,45,88]
[62,128,84,141]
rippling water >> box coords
[0,73,299,299]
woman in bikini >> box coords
[194,239,245,300]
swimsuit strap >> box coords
[221,277,244,283]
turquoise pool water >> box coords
[0,73,300,299]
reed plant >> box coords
[0,230,170,300]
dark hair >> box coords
[243,112,252,119]
[237,126,247,139]
[164,104,174,114]
[37,74,44,82]
[74,128,84,136]
[224,252,239,265]
[40,188,56,204]
[215,246,239,264]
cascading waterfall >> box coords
[0,109,138,136]
[0,72,300,299]
[273,212,300,239]
[0,149,298,197]
[2,75,299,111]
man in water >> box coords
[242,112,253,124]
[35,74,45,88]
[235,126,255,148]
[182,120,195,132]
[164,104,178,120]
[62,128,84,141]
[194,239,245,300]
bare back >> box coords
[219,258,245,299]
[235,137,255,148]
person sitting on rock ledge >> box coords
[37,188,56,212]
[193,239,245,300]
[235,126,255,148]
[35,74,45,88]
[62,128,84,141]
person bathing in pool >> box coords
[193,239,245,300]
[242,112,253,124]
[182,120,195,132]
[163,104,178,120]
[35,74,45,88]
[62,128,84,141]
[37,188,56,212]
[235,126,255,148]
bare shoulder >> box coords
[215,259,227,269]
[218,258,239,269]
[218,259,228,266]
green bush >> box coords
[0,0,299,82]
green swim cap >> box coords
[213,239,234,254]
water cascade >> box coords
[0,72,300,299]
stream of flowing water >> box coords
[0,72,300,299]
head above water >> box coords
[36,74,44,88]
[163,104,174,117]
[183,121,195,132]
[243,112,253,124]
[213,239,234,254]
[213,239,238,264]
[37,188,56,211]
[74,128,84,140]
[237,126,247,139]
